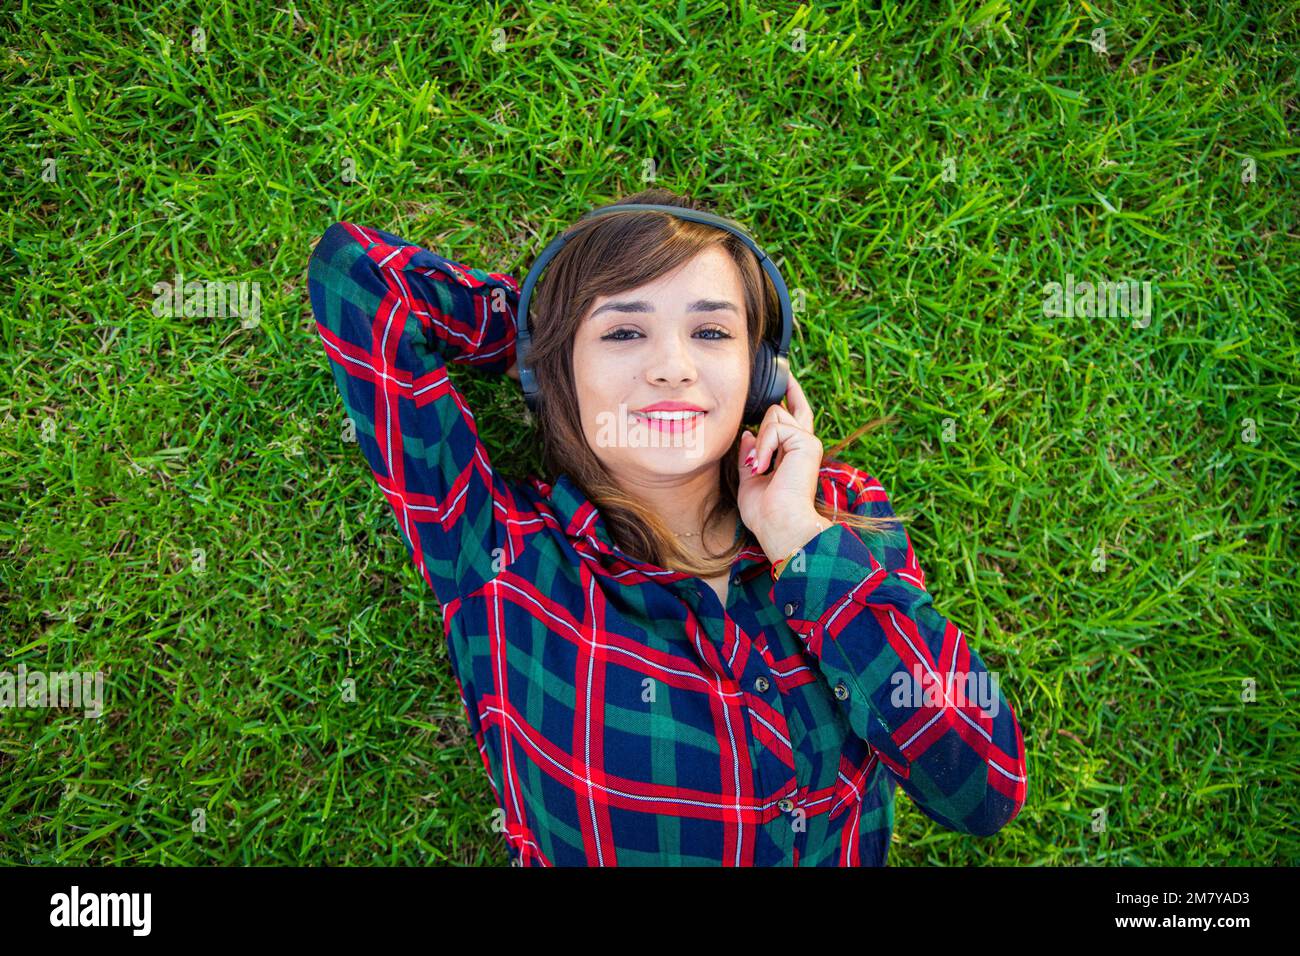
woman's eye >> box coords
[600,327,732,342]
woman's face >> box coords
[570,245,750,481]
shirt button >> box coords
[833,681,850,701]
[754,676,770,693]
[783,602,797,617]
[778,798,795,813]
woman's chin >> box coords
[627,442,724,474]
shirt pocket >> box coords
[829,740,879,822]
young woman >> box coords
[307,188,1027,866]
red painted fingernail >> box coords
[744,452,754,466]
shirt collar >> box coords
[539,473,772,580]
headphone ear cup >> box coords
[518,361,539,412]
[744,341,778,426]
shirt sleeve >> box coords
[768,473,1028,837]
[307,220,523,606]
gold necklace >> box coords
[672,507,736,539]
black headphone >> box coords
[514,202,792,426]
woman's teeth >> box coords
[636,410,703,421]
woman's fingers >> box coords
[751,403,802,475]
[783,371,814,433]
[738,429,757,476]
[745,372,818,478]
[749,404,782,474]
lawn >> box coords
[2,0,1296,865]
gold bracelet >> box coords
[771,519,828,580]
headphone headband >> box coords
[515,201,793,425]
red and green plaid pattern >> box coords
[308,221,1028,866]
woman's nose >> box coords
[647,335,697,384]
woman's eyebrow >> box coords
[589,298,739,318]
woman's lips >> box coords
[629,410,706,433]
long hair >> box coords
[524,187,905,578]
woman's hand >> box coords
[736,371,828,564]
[505,359,520,381]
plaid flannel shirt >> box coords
[307,220,1028,866]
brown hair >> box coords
[524,187,905,578]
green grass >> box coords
[2,0,1297,866]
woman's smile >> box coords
[630,408,707,433]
